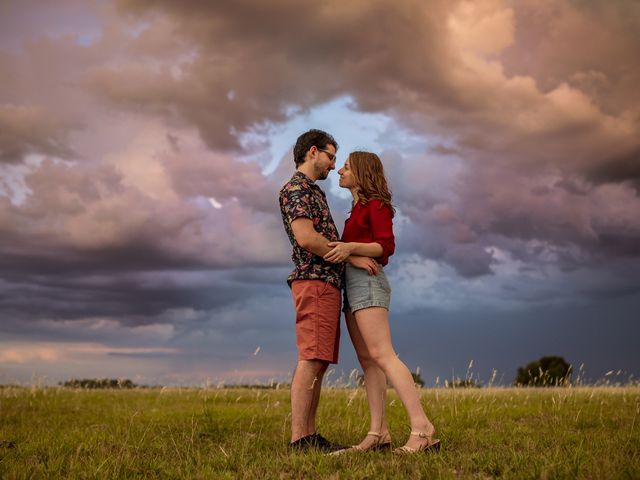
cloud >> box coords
[2,0,640,383]
[501,0,640,113]
[3,1,639,277]
[586,148,640,193]
[0,342,178,364]
[108,0,640,238]
[93,0,458,152]
[0,105,75,163]
[0,132,289,267]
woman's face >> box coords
[338,158,357,189]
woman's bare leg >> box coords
[345,312,390,448]
[354,307,435,450]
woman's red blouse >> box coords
[342,198,395,266]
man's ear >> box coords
[306,146,318,162]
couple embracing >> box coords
[279,129,440,455]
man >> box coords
[278,129,345,452]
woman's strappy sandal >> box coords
[328,431,392,456]
[392,431,441,455]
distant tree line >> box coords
[219,382,290,389]
[59,378,138,389]
[447,378,482,388]
[56,379,290,389]
[54,356,574,390]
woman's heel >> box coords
[392,431,441,455]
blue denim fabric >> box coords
[343,263,391,314]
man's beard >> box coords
[315,165,329,180]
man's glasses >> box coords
[317,148,336,162]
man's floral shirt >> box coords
[279,171,344,289]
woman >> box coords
[324,151,440,454]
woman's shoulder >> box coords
[366,198,392,213]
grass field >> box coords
[1,385,639,479]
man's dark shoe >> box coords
[288,434,315,452]
[311,433,348,452]
[288,433,347,453]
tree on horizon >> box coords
[515,356,572,386]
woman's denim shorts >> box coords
[343,263,391,314]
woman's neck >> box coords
[350,188,359,205]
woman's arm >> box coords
[368,200,395,263]
[346,254,380,275]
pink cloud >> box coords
[0,342,179,364]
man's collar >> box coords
[294,170,315,184]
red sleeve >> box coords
[368,199,395,264]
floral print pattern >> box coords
[279,171,344,289]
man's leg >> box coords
[289,280,340,444]
[306,362,328,435]
[291,359,326,442]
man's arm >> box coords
[291,219,379,275]
[346,242,383,257]
[290,218,334,257]
[323,241,382,263]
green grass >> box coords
[1,386,639,479]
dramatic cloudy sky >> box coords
[1,0,639,386]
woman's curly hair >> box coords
[348,151,395,217]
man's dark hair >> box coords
[293,129,338,167]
